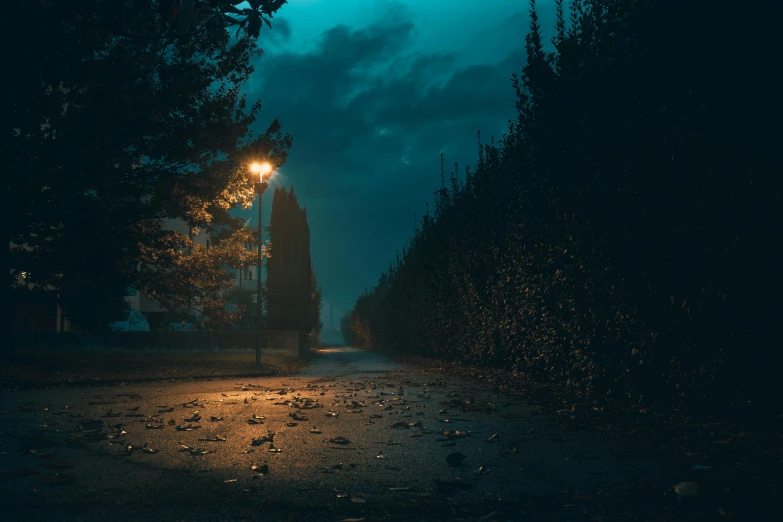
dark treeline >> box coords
[345,0,781,423]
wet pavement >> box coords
[0,347,672,521]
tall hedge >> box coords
[346,0,781,424]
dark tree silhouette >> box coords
[3,1,291,341]
[266,186,312,332]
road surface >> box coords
[0,347,672,521]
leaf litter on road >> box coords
[674,482,699,496]
[175,423,201,431]
[251,464,269,475]
[198,435,227,442]
[178,443,214,456]
[251,433,275,446]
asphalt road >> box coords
[0,347,672,521]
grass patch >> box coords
[0,349,306,389]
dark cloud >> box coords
[243,7,525,313]
[265,17,292,42]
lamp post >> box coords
[250,162,273,368]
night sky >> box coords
[237,0,557,324]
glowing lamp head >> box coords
[250,162,273,181]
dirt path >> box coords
[0,347,718,521]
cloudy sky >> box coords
[238,0,557,326]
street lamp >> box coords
[250,162,273,367]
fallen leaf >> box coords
[198,435,227,442]
[674,482,699,496]
[175,423,201,431]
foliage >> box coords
[266,186,313,332]
[4,1,291,334]
[346,0,782,423]
[137,221,265,329]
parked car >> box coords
[158,312,201,331]
[108,309,150,332]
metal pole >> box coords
[255,192,263,368]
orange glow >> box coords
[249,162,273,181]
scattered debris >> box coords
[183,412,202,423]
[175,423,201,431]
[178,443,214,456]
[674,482,699,496]
[198,435,227,442]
